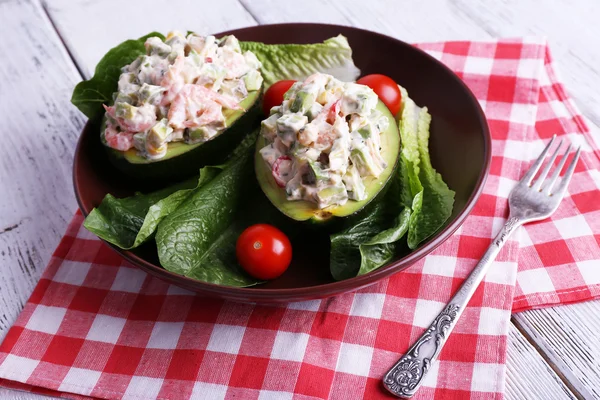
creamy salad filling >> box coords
[259,73,389,209]
[103,32,263,159]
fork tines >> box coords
[523,135,581,196]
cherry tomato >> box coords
[236,224,292,280]
[356,74,402,116]
[262,80,296,116]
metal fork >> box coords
[383,135,581,398]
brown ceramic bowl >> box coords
[73,23,491,303]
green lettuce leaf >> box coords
[83,171,216,250]
[406,107,455,249]
[155,148,262,287]
[330,203,390,281]
[71,32,165,119]
[329,87,455,280]
[240,35,360,88]
[83,131,258,250]
[358,207,411,276]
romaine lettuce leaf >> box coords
[155,147,262,287]
[329,88,455,280]
[358,207,411,276]
[83,131,258,250]
[83,169,218,250]
[71,32,165,119]
[406,106,455,249]
[240,35,360,88]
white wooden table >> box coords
[1,0,599,398]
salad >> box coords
[102,32,262,160]
[259,73,389,208]
[73,31,455,287]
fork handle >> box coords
[383,215,522,398]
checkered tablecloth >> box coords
[1,38,599,400]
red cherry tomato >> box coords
[236,224,292,280]
[356,74,402,116]
[262,80,296,116]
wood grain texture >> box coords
[0,0,83,339]
[506,324,576,399]
[514,302,600,399]
[44,0,258,79]
[0,389,59,400]
[1,0,599,398]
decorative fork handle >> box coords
[383,215,522,398]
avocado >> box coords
[307,159,329,182]
[290,90,315,114]
[255,100,400,223]
[104,89,262,181]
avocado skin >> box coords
[104,95,262,182]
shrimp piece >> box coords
[168,85,229,130]
[103,104,156,132]
[160,56,186,105]
[190,85,241,110]
[218,47,250,79]
[314,126,337,151]
[183,102,224,129]
[104,125,134,151]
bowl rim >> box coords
[73,22,491,302]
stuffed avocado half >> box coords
[100,32,264,180]
[255,73,401,223]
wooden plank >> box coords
[0,0,83,339]
[514,302,600,399]
[43,0,258,78]
[506,324,576,400]
[0,389,59,400]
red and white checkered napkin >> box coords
[1,38,599,400]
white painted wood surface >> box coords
[0,0,82,337]
[0,0,598,398]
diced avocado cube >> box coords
[329,137,350,173]
[290,91,316,114]
[243,70,263,91]
[269,106,282,116]
[133,132,146,153]
[350,146,384,178]
[138,83,165,104]
[147,119,173,148]
[114,102,138,120]
[291,144,320,161]
[276,114,308,146]
[343,165,367,201]
[145,37,171,57]
[357,123,374,140]
[199,63,227,86]
[114,92,137,105]
[260,114,279,141]
[186,126,215,144]
[307,160,329,182]
[341,84,378,115]
[316,183,348,208]
[117,72,139,93]
[219,35,241,52]
[283,82,302,100]
[243,51,261,70]
[306,102,323,121]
